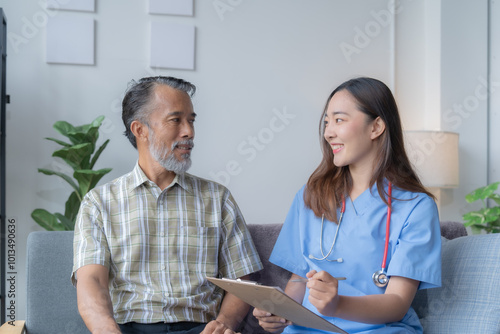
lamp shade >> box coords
[404,131,459,188]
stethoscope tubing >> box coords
[372,183,392,288]
[310,183,393,288]
[381,183,392,271]
[309,199,346,262]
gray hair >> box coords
[121,76,196,148]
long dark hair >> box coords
[304,77,434,222]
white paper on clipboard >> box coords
[207,277,347,334]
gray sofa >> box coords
[1,222,500,334]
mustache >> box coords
[172,139,194,150]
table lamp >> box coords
[404,130,459,189]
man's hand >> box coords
[201,319,240,334]
[206,275,253,333]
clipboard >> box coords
[207,277,347,334]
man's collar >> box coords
[175,173,193,193]
[128,162,192,193]
[128,162,150,190]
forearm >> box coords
[76,266,121,334]
[333,293,410,324]
[216,292,250,330]
[307,273,419,325]
[78,279,120,333]
[284,274,307,303]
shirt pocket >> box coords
[175,226,220,278]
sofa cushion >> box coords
[247,223,291,289]
[239,224,291,333]
[412,234,500,333]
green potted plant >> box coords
[462,181,500,234]
[31,115,112,231]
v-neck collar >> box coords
[347,183,381,216]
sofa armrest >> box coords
[413,233,500,333]
[440,221,467,240]
[0,321,26,334]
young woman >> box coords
[254,77,442,333]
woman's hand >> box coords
[306,270,341,317]
[253,308,291,333]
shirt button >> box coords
[160,232,165,237]
[161,265,166,270]
[164,292,169,297]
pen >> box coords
[290,277,346,282]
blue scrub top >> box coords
[269,183,442,334]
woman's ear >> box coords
[370,117,386,140]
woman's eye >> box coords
[335,118,343,123]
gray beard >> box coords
[149,132,193,174]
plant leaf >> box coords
[37,168,81,197]
[75,115,105,133]
[90,139,110,169]
[31,209,66,231]
[91,115,105,127]
[53,143,93,170]
[54,213,74,231]
[483,207,500,223]
[464,218,482,227]
[73,116,104,145]
[470,224,486,235]
[53,121,76,139]
[465,181,500,203]
[66,127,100,148]
[45,137,72,147]
[36,116,110,231]
[490,193,500,206]
[74,168,112,196]
[53,116,104,146]
[64,191,81,223]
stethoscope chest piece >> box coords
[372,269,389,288]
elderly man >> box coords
[72,76,263,334]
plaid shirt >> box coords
[72,163,263,324]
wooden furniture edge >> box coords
[0,320,26,334]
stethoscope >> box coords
[309,183,392,288]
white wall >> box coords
[439,0,491,220]
[395,0,493,222]
[2,0,395,320]
[490,0,500,184]
[0,0,493,321]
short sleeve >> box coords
[269,188,309,277]
[218,191,263,279]
[71,191,111,285]
[387,196,442,289]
